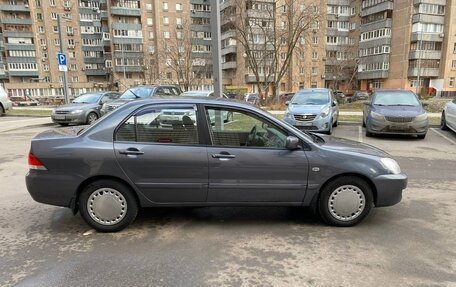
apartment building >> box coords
[359,0,456,93]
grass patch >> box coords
[7,108,52,117]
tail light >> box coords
[28,153,48,170]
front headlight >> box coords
[414,113,428,121]
[71,109,84,114]
[371,111,385,121]
[380,158,401,174]
[320,106,330,118]
[285,112,294,121]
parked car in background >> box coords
[225,92,239,99]
[279,92,295,103]
[244,93,260,105]
[363,90,428,138]
[349,91,370,103]
[26,97,407,232]
[180,90,227,98]
[441,98,456,133]
[100,85,182,115]
[284,88,339,135]
[333,91,346,104]
[51,92,121,126]
[0,85,12,116]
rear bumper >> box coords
[51,113,86,124]
[285,116,333,133]
[372,173,407,207]
[26,170,79,207]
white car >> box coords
[0,85,12,115]
[441,98,456,133]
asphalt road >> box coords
[1,120,455,287]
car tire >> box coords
[326,122,333,135]
[362,119,366,128]
[58,123,69,126]
[87,112,98,125]
[365,129,373,137]
[333,117,338,127]
[318,176,373,227]
[79,179,138,232]
[0,105,5,116]
[417,134,426,139]
[441,112,449,131]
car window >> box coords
[116,105,199,145]
[205,107,288,149]
[156,87,180,96]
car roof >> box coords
[128,85,179,89]
[296,88,331,93]
[374,89,414,93]
[121,96,256,110]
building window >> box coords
[311,67,317,75]
[176,3,183,11]
[163,2,168,11]
[452,60,456,70]
[53,26,59,33]
[163,17,169,25]
[38,26,45,33]
[51,12,57,20]
[164,31,170,39]
[300,67,305,75]
[147,18,153,25]
[312,51,318,59]
[299,82,305,90]
[43,64,49,71]
[311,81,317,88]
[49,0,55,6]
[36,13,43,20]
[146,4,152,10]
[450,77,455,87]
[312,36,318,44]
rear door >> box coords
[204,106,309,203]
[114,104,208,203]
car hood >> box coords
[288,104,329,114]
[372,105,425,117]
[106,99,135,107]
[54,103,98,111]
[318,134,389,157]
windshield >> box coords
[373,92,420,106]
[120,87,154,99]
[181,91,210,97]
[291,92,329,105]
[72,93,102,104]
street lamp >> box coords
[57,14,70,104]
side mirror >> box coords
[285,136,300,150]
[332,100,337,107]
[285,101,290,106]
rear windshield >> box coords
[291,92,329,105]
[120,87,154,99]
[72,93,102,104]
[373,92,420,106]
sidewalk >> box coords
[0,117,53,133]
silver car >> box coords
[26,98,407,232]
[441,98,456,133]
[0,85,12,115]
[51,92,120,126]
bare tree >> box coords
[229,0,322,101]
[326,44,359,91]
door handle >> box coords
[212,154,236,159]
[119,148,144,156]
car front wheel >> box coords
[87,112,98,125]
[79,180,138,232]
[441,112,449,130]
[318,176,373,227]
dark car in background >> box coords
[51,92,121,126]
[363,90,428,138]
[349,91,370,103]
[333,91,346,104]
[26,98,406,232]
[100,85,181,115]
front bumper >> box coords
[284,116,332,133]
[51,113,86,124]
[372,173,407,207]
[3,99,13,111]
[367,118,428,135]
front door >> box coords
[114,104,208,203]
[204,106,309,203]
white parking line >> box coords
[430,128,456,145]
[358,126,363,143]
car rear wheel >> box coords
[0,104,5,116]
[318,176,373,227]
[441,112,449,130]
[333,117,338,127]
[58,123,69,126]
[87,112,98,125]
[79,180,138,232]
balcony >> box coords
[191,11,210,19]
[113,51,143,58]
[112,22,142,30]
[413,0,446,5]
[407,68,439,77]
[85,69,108,76]
[411,32,444,42]
[114,66,143,73]
[5,56,36,63]
[360,1,393,17]
[4,43,35,50]
[358,70,389,80]
[408,50,442,60]
[3,31,34,38]
[110,7,141,17]
[245,74,273,83]
[221,30,236,40]
[412,14,445,25]
[8,70,39,77]
[222,61,237,70]
[0,4,30,12]
[81,45,105,52]
[112,37,143,45]
[360,19,392,33]
[221,45,237,55]
[84,57,106,64]
[0,18,33,25]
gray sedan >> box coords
[441,98,456,133]
[363,90,428,138]
[51,92,120,126]
[27,98,407,232]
